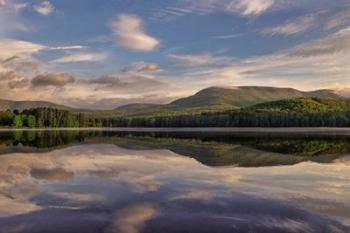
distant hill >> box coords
[106,86,345,117]
[171,86,343,109]
[0,99,74,111]
[1,86,347,115]
[248,97,350,113]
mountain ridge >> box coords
[1,86,347,114]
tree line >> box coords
[1,107,350,128]
[0,108,102,128]
[101,110,350,127]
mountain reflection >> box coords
[0,130,350,167]
[0,140,349,233]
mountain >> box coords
[171,86,343,109]
[106,86,345,117]
[1,86,347,115]
[0,99,74,111]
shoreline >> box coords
[1,127,350,134]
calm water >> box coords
[0,130,349,233]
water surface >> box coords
[0,130,349,233]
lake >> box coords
[0,130,349,233]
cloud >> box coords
[1,56,41,74]
[0,0,27,11]
[0,39,45,60]
[0,0,31,34]
[31,73,75,87]
[172,26,350,91]
[212,33,244,40]
[169,53,213,66]
[262,14,318,36]
[52,52,106,63]
[48,45,86,50]
[13,2,28,12]
[88,75,122,86]
[163,0,275,18]
[108,203,158,233]
[233,0,275,16]
[87,73,165,90]
[324,9,350,30]
[137,63,161,73]
[108,14,160,52]
[170,189,213,201]
[122,62,162,73]
[33,1,54,16]
[30,168,74,181]
[0,71,29,89]
[289,27,350,57]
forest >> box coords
[1,98,350,128]
[0,108,102,128]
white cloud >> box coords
[108,14,160,52]
[49,45,86,50]
[171,0,275,17]
[52,52,106,63]
[33,1,54,16]
[212,33,244,39]
[262,14,318,36]
[233,0,274,16]
[109,204,158,233]
[0,39,45,60]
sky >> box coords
[0,0,350,109]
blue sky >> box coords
[0,0,350,109]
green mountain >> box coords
[171,86,342,108]
[248,97,350,113]
[0,86,346,116]
[105,86,344,117]
[0,99,74,111]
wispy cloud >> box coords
[262,14,318,36]
[52,52,106,63]
[169,53,213,66]
[0,39,44,60]
[0,2,31,33]
[288,27,350,57]
[108,14,160,52]
[49,45,86,50]
[152,0,276,20]
[232,0,275,16]
[324,9,350,30]
[33,1,54,16]
[212,33,244,40]
[202,27,350,89]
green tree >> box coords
[25,115,36,128]
[12,115,23,128]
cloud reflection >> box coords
[0,144,349,232]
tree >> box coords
[25,115,36,128]
[12,115,23,128]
